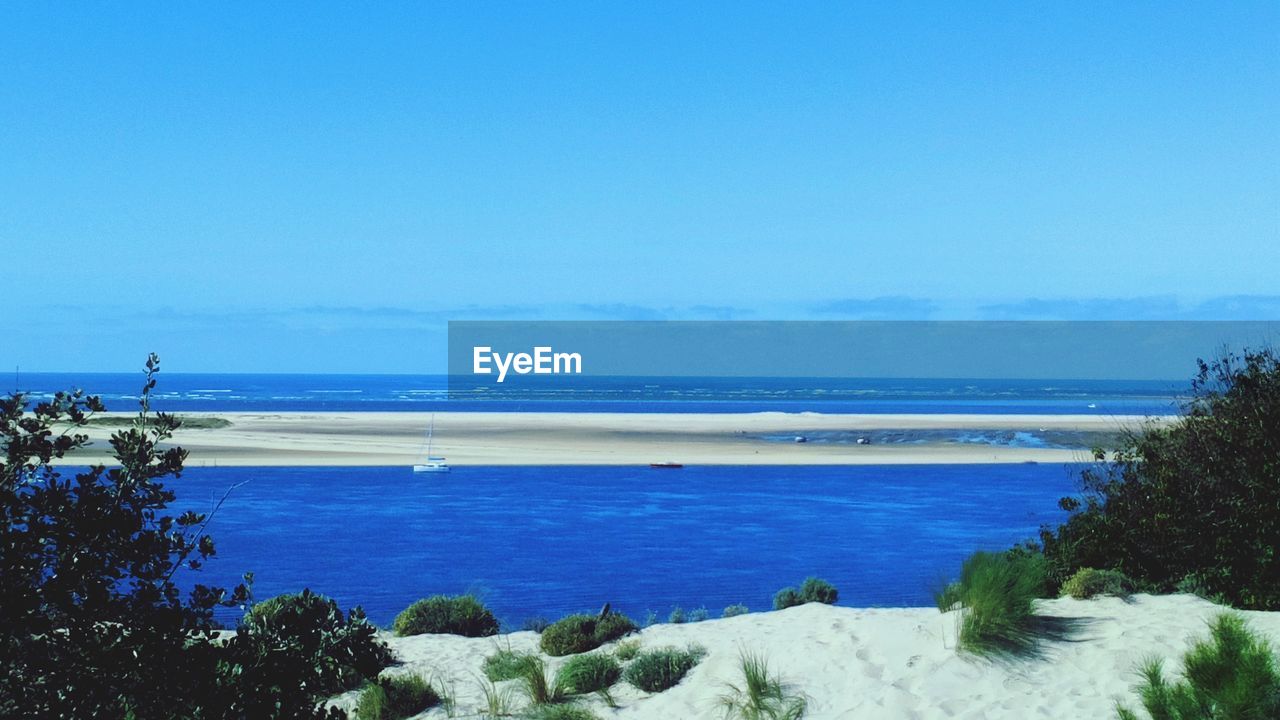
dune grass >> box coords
[519,705,601,720]
[623,645,706,693]
[477,677,517,718]
[516,656,568,706]
[718,651,807,720]
[935,551,1047,657]
[540,612,636,656]
[483,647,541,682]
[612,638,642,661]
[392,594,499,638]
[722,603,750,618]
[354,673,440,720]
[555,653,622,705]
[1116,613,1280,720]
[85,414,232,429]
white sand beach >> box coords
[331,594,1280,719]
[66,411,1167,466]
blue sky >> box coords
[2,3,1277,372]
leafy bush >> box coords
[540,612,637,656]
[613,639,641,661]
[723,604,750,618]
[1060,568,1134,600]
[689,606,710,622]
[232,588,396,702]
[392,594,499,637]
[0,358,394,719]
[668,606,686,624]
[623,645,706,693]
[355,673,441,720]
[1116,613,1280,720]
[555,653,622,696]
[1040,349,1280,609]
[773,577,839,610]
[936,551,1046,657]
[483,648,541,682]
[718,651,807,720]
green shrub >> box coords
[613,639,642,661]
[936,551,1047,657]
[1060,568,1133,600]
[773,588,802,610]
[722,604,750,618]
[1116,613,1280,720]
[555,653,622,696]
[623,645,706,693]
[540,612,637,656]
[392,594,499,637]
[355,673,440,720]
[1040,349,1280,609]
[521,705,601,720]
[717,651,807,720]
[689,606,710,622]
[798,578,838,605]
[668,606,686,624]
[233,589,396,698]
[773,577,838,610]
[483,648,541,682]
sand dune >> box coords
[330,594,1280,719]
[65,411,1165,466]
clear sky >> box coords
[2,3,1277,372]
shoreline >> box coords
[63,411,1169,467]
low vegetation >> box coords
[483,648,541,682]
[722,604,750,618]
[718,651,807,720]
[540,612,637,656]
[555,653,623,701]
[935,551,1046,657]
[516,656,568,705]
[84,414,233,429]
[1116,613,1280,720]
[689,606,710,622]
[392,594,499,638]
[1059,567,1134,600]
[520,705,601,720]
[354,674,441,720]
[623,645,706,693]
[773,577,839,610]
[613,639,642,661]
[478,677,517,718]
[668,606,686,624]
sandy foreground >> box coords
[64,411,1167,466]
[330,595,1280,719]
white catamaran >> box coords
[413,415,449,473]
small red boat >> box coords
[649,462,684,469]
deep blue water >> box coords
[165,464,1082,628]
[17,373,1185,415]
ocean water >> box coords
[164,464,1083,628]
[16,373,1185,415]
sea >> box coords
[21,373,1183,627]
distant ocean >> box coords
[158,464,1082,627]
[16,373,1187,416]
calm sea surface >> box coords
[164,464,1082,627]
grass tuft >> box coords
[935,551,1047,657]
[623,645,706,693]
[1060,567,1134,600]
[718,651,807,720]
[722,603,750,618]
[773,577,839,610]
[392,594,499,638]
[517,656,568,706]
[540,612,636,656]
[355,673,441,720]
[483,648,541,682]
[555,653,622,705]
